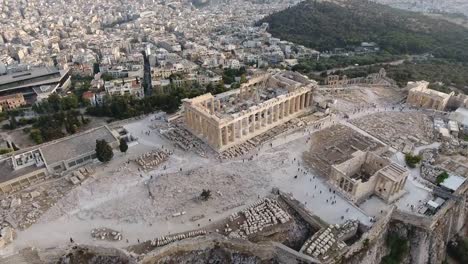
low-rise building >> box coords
[104,79,144,98]
[0,93,26,110]
[0,67,71,103]
[0,126,119,195]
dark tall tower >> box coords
[141,50,152,97]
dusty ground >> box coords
[350,111,434,150]
[1,112,375,256]
[0,87,438,259]
[320,86,403,113]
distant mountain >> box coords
[259,0,468,62]
[371,0,468,17]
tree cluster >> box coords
[29,110,89,144]
[381,232,408,264]
[447,236,468,264]
[292,53,402,73]
[222,67,247,85]
[86,81,230,120]
[260,0,468,62]
[95,139,113,162]
[33,93,79,113]
[330,59,468,92]
[404,153,422,168]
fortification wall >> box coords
[277,189,328,229]
[342,207,394,264]
[141,234,320,264]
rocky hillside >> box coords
[259,0,468,62]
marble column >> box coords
[193,113,199,134]
[238,119,242,138]
[222,126,228,145]
[296,95,301,112]
[249,114,254,133]
[292,97,298,114]
[279,103,284,119]
[229,123,235,142]
[268,107,273,124]
[217,127,223,147]
[210,99,214,114]
[299,94,304,110]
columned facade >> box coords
[182,71,316,152]
[183,89,314,152]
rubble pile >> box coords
[91,227,122,241]
[351,112,433,151]
[0,224,15,248]
[301,220,358,260]
[219,119,305,160]
[420,149,444,182]
[150,230,207,247]
[68,166,95,185]
[250,119,305,145]
[219,140,256,159]
[162,126,206,157]
[233,198,291,238]
[1,167,94,230]
[135,150,172,170]
[336,220,359,240]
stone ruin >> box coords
[68,166,95,185]
[161,121,207,157]
[219,119,305,160]
[135,149,172,171]
[420,149,445,183]
[300,220,358,261]
[150,230,207,247]
[91,227,123,241]
[228,198,291,239]
[0,224,15,248]
[219,140,256,160]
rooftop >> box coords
[449,107,468,125]
[40,126,118,165]
[0,67,60,87]
[186,71,315,120]
[440,174,466,192]
[0,158,45,184]
[379,163,408,182]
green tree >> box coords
[48,93,62,112]
[119,138,128,153]
[11,142,19,151]
[62,94,79,110]
[436,172,449,184]
[200,189,212,201]
[405,153,422,168]
[95,139,113,162]
[30,129,43,144]
[9,115,17,129]
[93,62,100,75]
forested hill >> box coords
[259,0,468,62]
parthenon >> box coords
[183,70,316,152]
